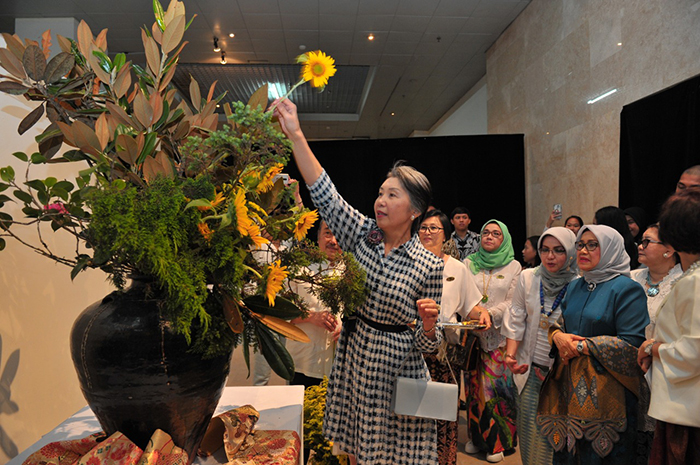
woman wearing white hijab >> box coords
[536,225,650,465]
[502,227,578,465]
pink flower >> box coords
[44,202,69,215]
[367,228,383,245]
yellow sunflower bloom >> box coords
[247,222,270,249]
[265,260,288,306]
[301,51,337,88]
[233,188,253,236]
[197,190,226,211]
[293,210,319,241]
[197,222,214,242]
[257,163,284,193]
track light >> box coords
[220,51,226,64]
[213,37,220,52]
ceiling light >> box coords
[368,33,374,41]
[617,42,622,46]
[229,33,235,38]
[213,37,221,52]
[220,51,226,65]
[390,112,395,116]
[587,88,617,104]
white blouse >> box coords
[463,259,522,352]
[439,256,483,344]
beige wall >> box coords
[0,39,115,462]
[486,0,700,234]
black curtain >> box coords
[620,74,700,221]
[285,134,527,256]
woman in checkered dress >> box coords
[273,98,444,464]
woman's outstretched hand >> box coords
[270,98,302,140]
[416,298,440,336]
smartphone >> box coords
[553,203,562,220]
[273,173,291,186]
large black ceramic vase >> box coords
[70,279,231,462]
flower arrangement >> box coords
[0,0,364,379]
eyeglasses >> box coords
[539,247,567,256]
[481,230,503,238]
[575,241,599,252]
[639,238,663,249]
[419,225,444,234]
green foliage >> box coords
[303,378,347,465]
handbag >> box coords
[391,335,459,422]
[446,330,480,372]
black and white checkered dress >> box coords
[309,171,444,464]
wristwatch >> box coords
[644,340,656,356]
[576,341,585,354]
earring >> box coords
[411,215,415,221]
[663,252,670,258]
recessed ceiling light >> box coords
[390,112,395,116]
[617,42,622,46]
[299,44,306,50]
[229,33,235,38]
[368,33,375,41]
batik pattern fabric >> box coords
[308,171,444,464]
[423,351,459,465]
[23,429,188,465]
[516,365,553,465]
[536,336,650,464]
[450,230,481,261]
[467,347,518,455]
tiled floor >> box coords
[226,348,523,464]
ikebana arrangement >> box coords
[0,0,363,459]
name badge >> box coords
[496,275,505,279]
[446,276,455,282]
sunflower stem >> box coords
[268,78,306,113]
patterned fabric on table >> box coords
[308,170,444,464]
[467,347,518,455]
[23,429,188,465]
[536,336,650,463]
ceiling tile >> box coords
[391,15,431,33]
[433,0,480,17]
[355,15,393,32]
[281,14,319,30]
[395,0,440,16]
[319,14,356,31]
[243,14,283,30]
[236,0,280,15]
[357,0,399,16]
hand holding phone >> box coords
[553,204,562,220]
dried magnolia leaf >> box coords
[44,52,75,84]
[159,61,178,92]
[150,92,164,125]
[94,113,109,151]
[2,33,26,61]
[112,63,132,98]
[222,294,244,334]
[189,75,201,110]
[95,29,108,51]
[0,81,29,95]
[142,156,163,183]
[133,91,153,128]
[155,151,175,179]
[56,34,72,54]
[142,29,160,78]
[40,30,52,59]
[38,123,64,160]
[250,312,310,343]
[87,52,111,85]
[115,134,138,165]
[206,79,218,102]
[0,48,27,80]
[201,113,218,131]
[76,21,94,62]
[248,84,268,111]
[18,104,44,135]
[161,14,185,54]
[105,101,134,128]
[151,22,163,45]
[71,120,102,156]
[56,121,76,146]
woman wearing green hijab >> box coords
[462,220,521,463]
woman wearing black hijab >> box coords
[594,206,640,270]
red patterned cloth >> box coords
[23,429,188,465]
[23,406,300,465]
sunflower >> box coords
[197,190,226,211]
[301,51,337,88]
[257,163,284,193]
[247,222,270,249]
[265,260,288,306]
[197,222,214,242]
[233,188,253,236]
[293,210,319,241]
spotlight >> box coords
[213,37,221,52]
[220,51,226,64]
[229,33,235,38]
[368,33,375,41]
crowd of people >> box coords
[268,97,700,465]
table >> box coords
[8,385,304,464]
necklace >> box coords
[645,272,662,297]
[539,282,568,330]
[481,270,493,303]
